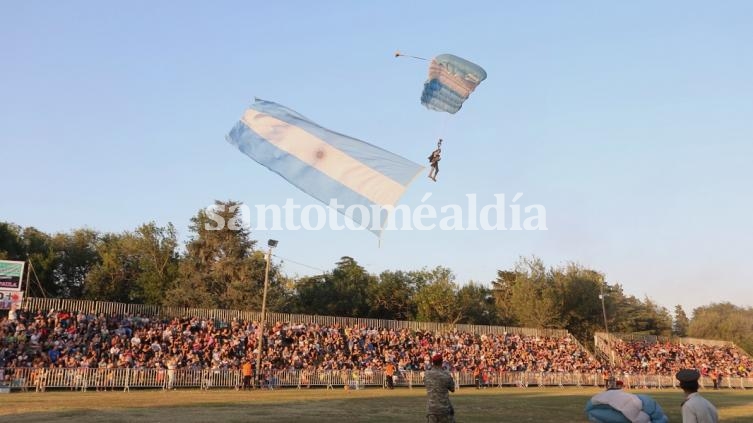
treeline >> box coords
[2,200,752,352]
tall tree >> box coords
[20,227,58,297]
[0,224,59,297]
[634,297,673,336]
[455,281,498,325]
[50,229,100,298]
[607,284,640,333]
[0,222,24,260]
[290,257,376,317]
[673,305,690,337]
[490,270,519,325]
[164,200,278,310]
[327,256,376,317]
[556,264,607,341]
[689,303,753,353]
[507,256,562,328]
[607,289,672,336]
[414,266,459,323]
[83,233,138,302]
[291,273,334,315]
[83,222,179,304]
[369,270,419,320]
[131,223,180,304]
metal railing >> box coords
[4,367,752,392]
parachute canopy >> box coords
[420,54,487,114]
[585,390,668,423]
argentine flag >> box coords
[226,99,424,235]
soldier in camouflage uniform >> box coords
[425,353,455,423]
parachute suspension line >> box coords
[394,50,429,61]
[434,113,452,143]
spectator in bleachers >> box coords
[2,308,751,387]
[607,337,752,379]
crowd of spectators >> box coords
[1,307,751,382]
[0,308,599,378]
[608,338,752,378]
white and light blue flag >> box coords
[226,99,424,235]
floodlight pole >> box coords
[255,239,277,387]
[599,280,616,371]
[600,281,609,336]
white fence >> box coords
[3,367,752,392]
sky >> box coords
[2,1,752,315]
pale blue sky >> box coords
[2,1,751,314]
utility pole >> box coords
[255,239,277,387]
[24,259,31,300]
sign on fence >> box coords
[0,260,24,291]
[0,290,23,310]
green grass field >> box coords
[2,387,753,422]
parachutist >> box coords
[427,139,442,182]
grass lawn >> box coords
[2,386,752,422]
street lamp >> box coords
[255,239,277,386]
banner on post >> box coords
[0,260,24,291]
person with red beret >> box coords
[425,352,455,423]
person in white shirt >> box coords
[676,369,718,423]
[8,305,17,322]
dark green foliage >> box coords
[689,303,753,353]
[673,304,690,337]
[1,206,749,348]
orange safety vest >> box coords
[385,364,395,376]
[242,362,253,377]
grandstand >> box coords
[595,331,752,389]
[1,298,752,392]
